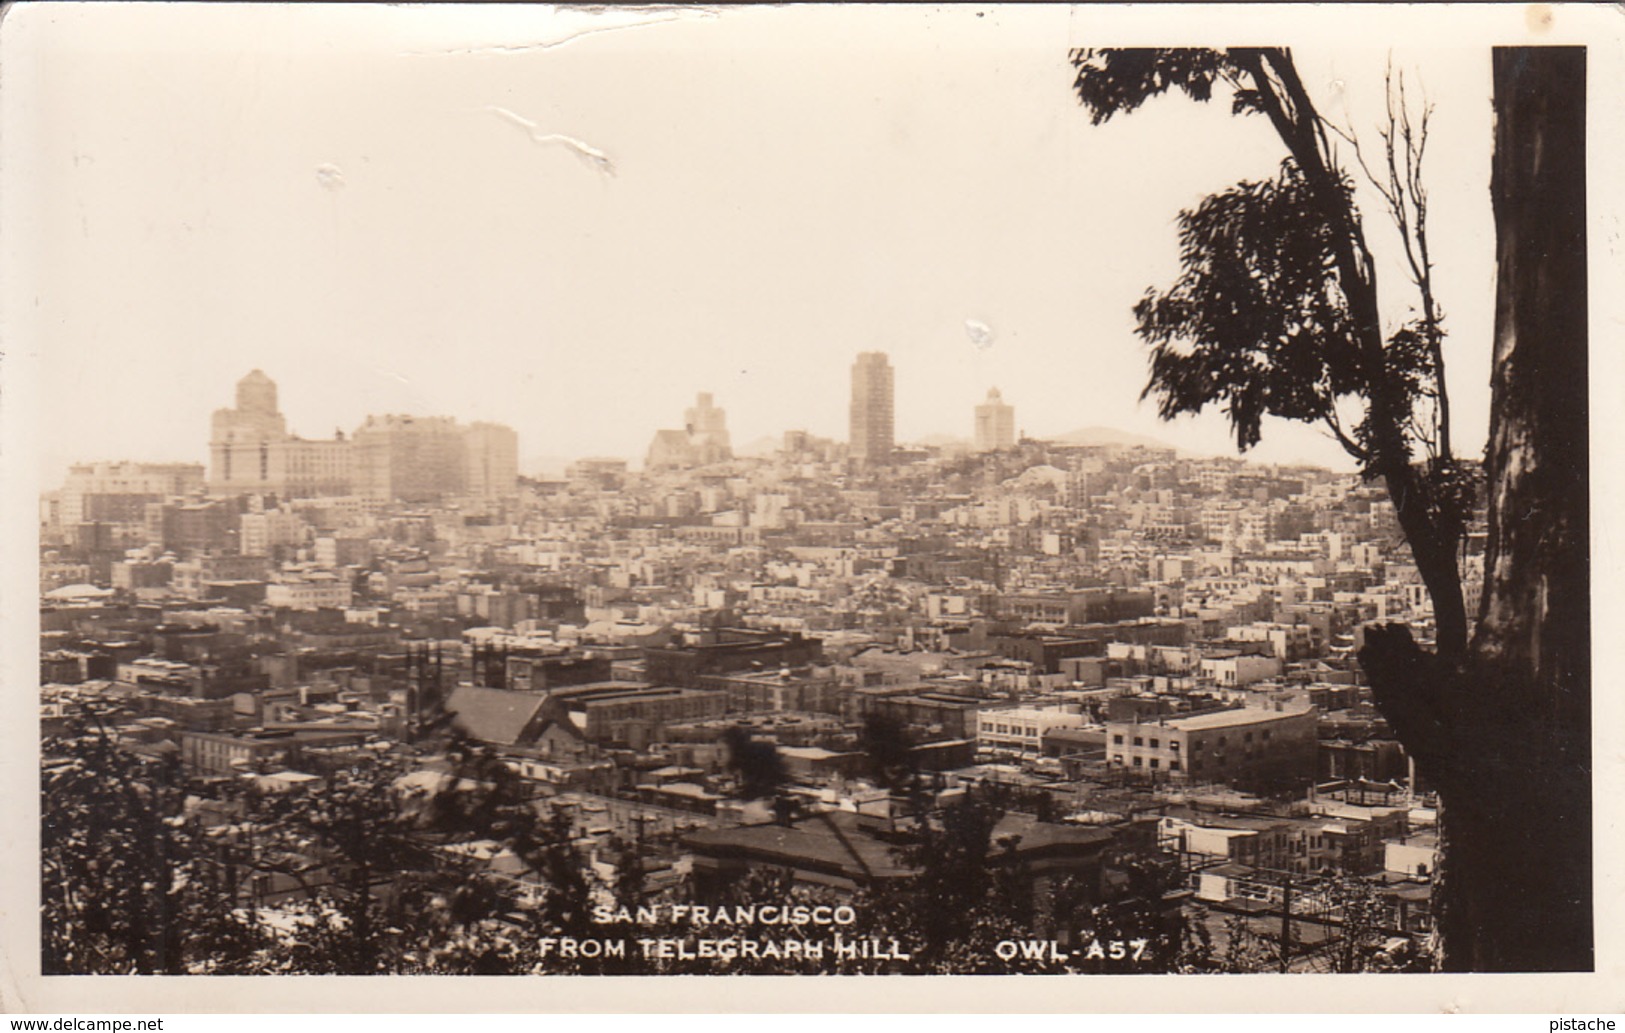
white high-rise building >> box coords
[974,387,1015,452]
[849,352,894,465]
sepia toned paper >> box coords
[2,2,1621,1014]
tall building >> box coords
[848,352,894,465]
[351,414,467,503]
[209,370,289,494]
[974,387,1015,452]
[464,422,520,496]
[208,370,352,498]
[207,371,517,502]
[271,435,353,499]
[646,392,733,470]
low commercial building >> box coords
[1160,813,1296,872]
[643,629,825,687]
[778,745,864,781]
[1106,704,1317,790]
[180,727,369,775]
[699,667,845,715]
[1197,650,1282,689]
[547,682,728,746]
[972,705,1092,758]
[265,573,354,611]
[1385,831,1440,879]
[504,652,614,694]
[1319,737,1410,783]
[854,689,985,740]
[684,810,1115,903]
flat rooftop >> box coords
[1160,707,1312,731]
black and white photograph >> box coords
[2,2,1620,1014]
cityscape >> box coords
[40,357,1466,975]
[15,4,1600,1000]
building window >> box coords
[1169,740,1180,751]
[1150,758,1160,769]
[1169,760,1181,772]
[1150,738,1161,749]
[1132,756,1143,768]
[1262,730,1271,740]
[1113,734,1124,745]
[1133,736,1144,747]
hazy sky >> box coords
[5,4,1541,483]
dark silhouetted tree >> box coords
[1071,47,1472,661]
[253,754,427,974]
[1360,46,1590,973]
[721,725,788,801]
[42,725,204,974]
[858,710,916,790]
[1073,45,1591,972]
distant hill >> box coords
[735,435,781,458]
[1044,426,1178,451]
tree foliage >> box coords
[1071,46,1472,659]
[721,725,788,801]
[1134,158,1366,452]
[43,728,206,974]
[858,711,916,791]
[47,724,1434,974]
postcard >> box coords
[2,2,1620,1015]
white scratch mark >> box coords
[399,8,718,57]
[315,164,346,190]
[486,107,616,177]
[965,319,995,351]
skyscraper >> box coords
[464,422,520,496]
[974,387,1015,452]
[206,371,517,502]
[351,414,467,502]
[209,369,289,493]
[849,352,894,465]
[209,370,352,498]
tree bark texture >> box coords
[1361,46,1591,972]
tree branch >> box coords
[1321,399,1368,462]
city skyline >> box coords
[10,6,1512,490]
[45,359,1356,492]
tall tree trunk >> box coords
[1361,46,1590,972]
[1383,463,1469,660]
[1470,43,1591,972]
